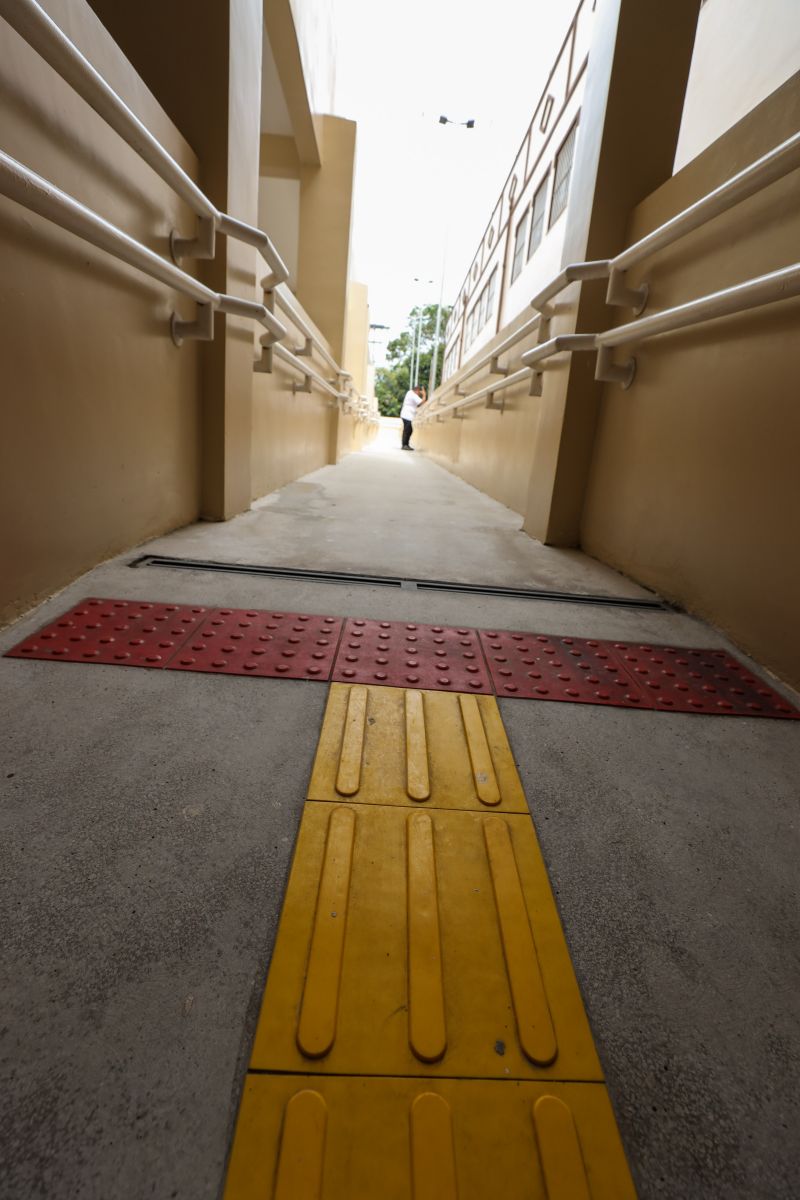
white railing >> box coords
[529,129,800,318]
[420,130,800,422]
[0,0,288,279]
[268,342,344,401]
[0,149,286,346]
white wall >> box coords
[675,0,800,169]
[289,0,337,116]
[259,177,301,288]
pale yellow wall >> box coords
[0,0,202,626]
[342,281,370,395]
[581,73,800,687]
[416,309,546,516]
[258,176,300,287]
[260,116,356,362]
[90,0,265,521]
[251,365,336,499]
[297,115,357,361]
[675,0,800,169]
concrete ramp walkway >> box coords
[1,442,798,1199]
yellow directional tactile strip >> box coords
[250,801,601,1080]
[224,684,636,1198]
[308,683,529,811]
[225,1076,636,1200]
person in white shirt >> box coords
[399,385,426,450]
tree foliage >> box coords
[375,304,452,417]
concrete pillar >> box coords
[88,0,263,521]
[522,0,701,545]
[296,116,356,363]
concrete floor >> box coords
[1,438,798,1199]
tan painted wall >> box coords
[251,366,336,499]
[342,281,370,394]
[260,117,356,362]
[581,73,800,686]
[296,115,356,362]
[416,309,544,516]
[0,0,202,626]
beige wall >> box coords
[342,281,370,394]
[582,73,800,687]
[251,367,336,499]
[260,116,356,361]
[417,310,545,517]
[0,0,202,626]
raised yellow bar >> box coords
[309,684,528,812]
[251,802,601,1082]
[406,813,447,1063]
[296,806,356,1059]
[273,1089,327,1200]
[223,1075,637,1200]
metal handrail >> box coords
[0,0,289,277]
[530,132,800,316]
[425,260,800,418]
[0,149,287,346]
[429,313,542,411]
[272,284,344,377]
[422,130,800,416]
[271,341,344,400]
[426,367,532,421]
[530,261,611,317]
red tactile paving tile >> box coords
[478,629,649,706]
[612,643,800,719]
[4,597,208,667]
[166,608,343,681]
[331,618,493,692]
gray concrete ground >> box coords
[1,439,798,1199]
[143,426,654,600]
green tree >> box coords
[375,303,452,417]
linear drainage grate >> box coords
[129,554,669,611]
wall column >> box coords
[88,0,263,521]
[522,0,701,545]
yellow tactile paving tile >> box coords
[250,801,602,1081]
[308,683,528,811]
[224,1075,636,1200]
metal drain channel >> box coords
[129,554,668,611]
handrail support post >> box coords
[170,302,214,346]
[606,267,649,313]
[170,215,216,263]
[595,345,636,389]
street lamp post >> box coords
[428,116,475,397]
[409,277,433,390]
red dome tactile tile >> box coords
[165,608,344,681]
[331,618,493,693]
[478,629,651,707]
[4,598,209,668]
[612,643,800,719]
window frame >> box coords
[549,117,579,229]
[510,209,529,284]
[527,173,549,260]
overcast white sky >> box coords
[333,0,575,363]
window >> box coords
[485,269,497,322]
[527,175,548,259]
[463,269,498,351]
[539,94,554,133]
[550,120,578,226]
[510,211,528,283]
